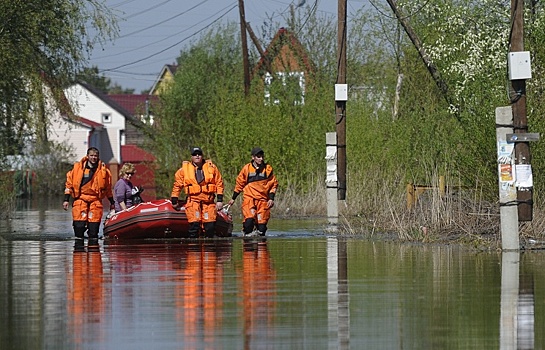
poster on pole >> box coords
[515,164,533,188]
[497,140,516,201]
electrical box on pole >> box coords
[335,84,348,101]
[508,51,532,80]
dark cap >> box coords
[191,147,203,156]
[251,147,264,156]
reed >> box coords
[271,168,511,246]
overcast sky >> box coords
[88,0,369,93]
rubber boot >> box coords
[256,223,267,236]
[243,218,255,235]
[203,222,215,238]
[87,222,100,247]
[87,222,100,239]
[73,221,87,239]
[188,222,200,238]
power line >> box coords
[103,4,238,72]
[296,0,318,35]
[124,0,174,20]
[110,0,139,8]
[93,2,237,60]
[118,0,209,39]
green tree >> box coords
[0,0,117,158]
[76,66,112,94]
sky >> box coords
[88,0,369,93]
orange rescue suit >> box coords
[233,162,278,224]
[65,156,113,223]
[171,160,224,223]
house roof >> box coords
[77,81,133,118]
[76,81,146,129]
[121,144,155,162]
[72,116,103,129]
[108,94,159,116]
[252,27,314,79]
[150,64,178,95]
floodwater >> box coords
[0,200,543,349]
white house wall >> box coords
[64,84,125,164]
[48,115,97,163]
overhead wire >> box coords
[296,0,318,35]
[93,2,237,60]
[118,0,209,39]
[124,0,174,20]
[110,0,139,8]
[102,4,238,72]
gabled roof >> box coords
[77,81,133,119]
[108,94,159,116]
[75,81,146,128]
[252,28,314,79]
[149,64,178,95]
[121,144,155,162]
[72,116,103,130]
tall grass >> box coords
[271,167,507,246]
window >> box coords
[102,113,111,123]
[264,71,305,106]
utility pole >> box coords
[238,0,250,96]
[510,0,532,221]
[336,0,347,200]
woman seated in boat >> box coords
[114,163,136,212]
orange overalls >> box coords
[171,160,224,236]
[233,162,278,233]
[65,156,113,223]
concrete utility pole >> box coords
[238,0,250,96]
[510,0,532,221]
[336,0,347,200]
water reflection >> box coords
[500,251,535,350]
[2,205,545,348]
[327,237,349,349]
[175,242,231,348]
[104,240,233,348]
[241,239,276,349]
[68,241,107,347]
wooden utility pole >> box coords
[245,21,273,78]
[336,0,347,200]
[238,0,250,96]
[510,0,532,221]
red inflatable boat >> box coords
[104,199,233,239]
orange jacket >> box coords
[65,156,113,201]
[233,162,278,201]
[171,160,224,201]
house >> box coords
[108,94,158,142]
[252,28,314,105]
[59,82,129,164]
[149,64,178,96]
[49,114,104,160]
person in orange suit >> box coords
[171,147,225,238]
[228,147,278,236]
[63,147,114,243]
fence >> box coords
[406,176,446,209]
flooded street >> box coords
[1,200,544,349]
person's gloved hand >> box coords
[171,197,181,211]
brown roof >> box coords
[74,116,103,129]
[252,27,314,79]
[108,94,159,116]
